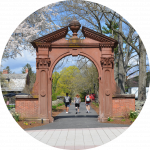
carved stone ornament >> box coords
[99,42,115,48]
[40,90,46,97]
[36,58,51,68]
[105,89,110,96]
[69,17,81,37]
[35,43,51,48]
[100,57,114,68]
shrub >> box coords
[52,91,61,101]
[13,112,20,122]
[52,105,57,110]
[57,103,63,107]
[129,111,138,119]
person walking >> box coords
[64,93,71,113]
[85,93,91,113]
[74,94,81,114]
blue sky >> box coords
[1,3,148,78]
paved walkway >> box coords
[25,102,129,149]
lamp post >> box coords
[93,83,95,94]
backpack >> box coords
[86,95,91,102]
[65,96,70,103]
[75,97,80,104]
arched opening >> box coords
[51,54,99,104]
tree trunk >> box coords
[114,59,118,84]
[138,38,147,101]
[118,16,125,94]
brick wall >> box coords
[15,98,38,118]
[112,97,135,117]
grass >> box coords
[121,119,126,122]
[92,101,99,107]
[7,105,15,110]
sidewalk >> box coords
[25,102,129,149]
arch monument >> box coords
[15,19,135,123]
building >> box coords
[127,72,150,87]
[1,68,29,93]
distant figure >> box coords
[85,93,91,113]
[90,94,95,101]
[74,94,81,114]
[92,93,96,102]
[92,93,96,98]
[64,93,71,113]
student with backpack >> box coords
[74,94,81,114]
[85,93,91,113]
[64,93,71,113]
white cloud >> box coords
[1,50,36,73]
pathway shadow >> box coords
[54,115,98,121]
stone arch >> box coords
[31,18,118,123]
[50,53,101,78]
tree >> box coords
[22,63,34,77]
[56,66,80,98]
[102,22,119,84]
[22,63,36,94]
[52,71,60,100]
[0,72,8,89]
[117,16,125,93]
[102,7,147,100]
[3,4,60,60]
[75,59,99,95]
[56,0,147,100]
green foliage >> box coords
[52,105,57,110]
[57,103,63,107]
[52,61,99,100]
[52,71,60,92]
[3,98,7,103]
[102,23,119,59]
[11,112,20,122]
[121,119,126,122]
[52,103,64,111]
[80,91,87,102]
[22,63,36,94]
[56,66,80,97]
[52,91,61,101]
[129,111,138,119]
[102,22,119,39]
[92,102,99,107]
[52,71,61,100]
[107,117,113,122]
[22,63,34,76]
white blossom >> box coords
[3,4,60,60]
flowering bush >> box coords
[129,111,138,119]
[11,112,20,122]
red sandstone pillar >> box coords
[36,58,51,123]
[99,48,114,122]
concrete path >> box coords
[25,102,130,149]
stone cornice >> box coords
[51,43,100,48]
[35,43,51,48]
[99,42,116,48]
[31,26,68,48]
[100,57,114,68]
[82,26,118,48]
